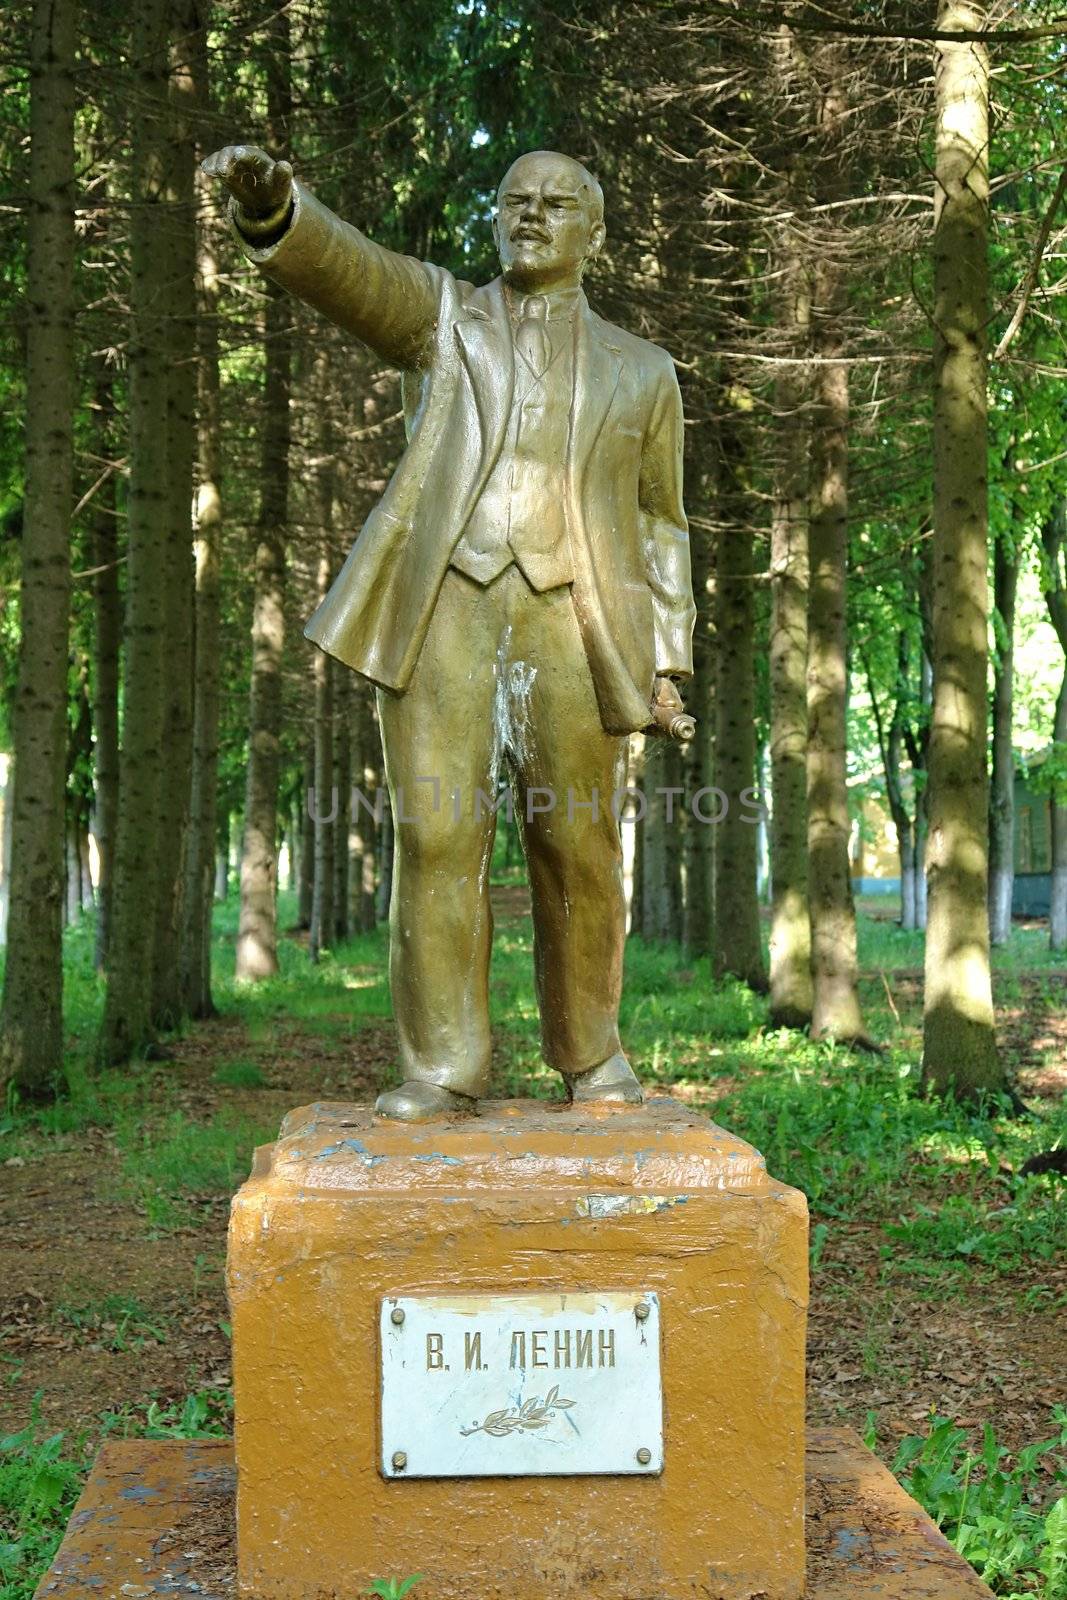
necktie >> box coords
[516,294,550,379]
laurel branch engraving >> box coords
[460,1385,577,1438]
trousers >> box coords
[376,564,629,1096]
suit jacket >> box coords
[237,182,696,735]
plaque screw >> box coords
[390,1307,405,1326]
[636,1448,652,1466]
[392,1451,408,1472]
[635,1302,650,1322]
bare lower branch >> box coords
[993,165,1067,360]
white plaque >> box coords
[379,1291,662,1478]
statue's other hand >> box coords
[200,144,293,221]
[648,676,695,742]
[652,676,684,716]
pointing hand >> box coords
[200,144,294,222]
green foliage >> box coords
[0,1402,83,1600]
[1029,743,1067,807]
[884,1182,1067,1276]
[0,1382,236,1600]
[115,1107,276,1230]
[363,1578,424,1600]
[98,1388,233,1441]
[212,1057,267,1089]
[54,1293,168,1352]
[893,1412,1067,1599]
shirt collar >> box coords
[505,283,583,323]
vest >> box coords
[451,292,576,592]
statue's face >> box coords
[493,152,605,290]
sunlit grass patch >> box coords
[114,1108,275,1230]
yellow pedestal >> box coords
[227,1098,808,1600]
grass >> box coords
[0,1389,235,1600]
[98,1387,233,1441]
[0,1403,84,1600]
[888,1411,1067,1600]
[114,1106,278,1230]
[1,884,1064,1599]
[212,1057,267,1089]
[54,1294,168,1353]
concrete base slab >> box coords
[34,1429,994,1600]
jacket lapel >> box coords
[454,279,513,477]
[570,300,624,482]
[453,283,625,534]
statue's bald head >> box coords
[496,150,605,224]
[493,150,607,292]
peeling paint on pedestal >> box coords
[227,1097,808,1600]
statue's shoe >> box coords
[569,1052,644,1106]
[374,1081,477,1122]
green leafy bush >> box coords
[893,1412,1067,1599]
[0,1403,84,1600]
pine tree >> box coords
[0,0,77,1098]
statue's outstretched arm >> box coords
[203,145,437,371]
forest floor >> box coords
[1,886,1065,1597]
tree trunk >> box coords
[1049,676,1067,951]
[287,802,300,893]
[333,665,351,943]
[297,741,314,931]
[987,531,1018,945]
[663,740,685,942]
[89,358,120,971]
[100,0,172,1063]
[182,33,222,1020]
[922,1,1002,1098]
[1040,501,1067,951]
[768,244,813,1026]
[66,658,94,925]
[376,789,394,925]
[65,826,81,925]
[864,632,919,935]
[915,643,932,931]
[805,44,866,1044]
[235,9,291,980]
[712,399,766,990]
[309,555,336,963]
[0,0,77,1097]
[350,685,380,932]
[640,739,683,943]
[807,321,864,1042]
[0,757,13,945]
[682,509,713,957]
[151,8,198,1029]
[900,834,918,929]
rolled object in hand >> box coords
[649,701,696,742]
